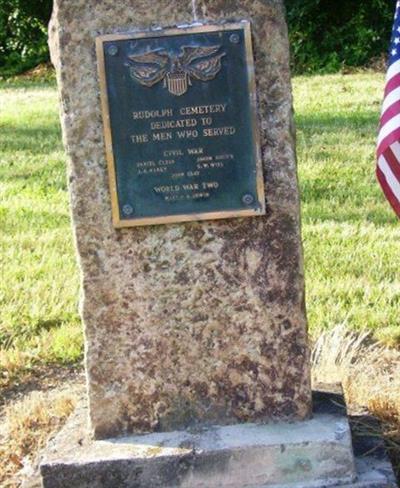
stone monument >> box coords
[49,0,311,438]
[40,0,397,486]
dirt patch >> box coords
[0,367,85,488]
[312,325,400,482]
[0,365,83,410]
[2,327,400,486]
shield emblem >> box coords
[166,72,188,96]
[128,45,225,96]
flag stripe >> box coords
[389,140,400,159]
[381,85,400,115]
[380,149,400,182]
[377,127,400,156]
[378,113,400,147]
[378,155,400,201]
[377,166,400,216]
[381,99,400,127]
[385,72,400,96]
[377,3,400,218]
[386,58,400,82]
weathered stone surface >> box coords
[49,0,312,438]
[35,388,398,488]
[40,404,360,488]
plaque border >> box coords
[96,21,265,227]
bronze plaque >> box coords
[96,22,265,227]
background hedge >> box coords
[286,0,394,73]
[0,0,396,76]
[0,0,52,76]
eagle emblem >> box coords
[127,45,226,96]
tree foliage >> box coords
[0,0,396,76]
[286,0,394,73]
[0,0,52,76]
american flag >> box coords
[377,1,400,218]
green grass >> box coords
[0,79,81,386]
[294,73,400,344]
[0,72,399,386]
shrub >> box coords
[0,0,396,76]
[0,0,52,76]
[286,0,394,73]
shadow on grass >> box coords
[0,125,66,191]
[0,363,83,407]
[296,111,379,133]
[0,318,68,350]
[0,79,57,90]
[301,208,396,226]
[295,110,394,225]
[0,124,62,155]
[0,207,70,233]
[0,164,67,191]
[300,179,394,224]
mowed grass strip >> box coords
[294,73,400,344]
[0,80,81,388]
[0,72,399,388]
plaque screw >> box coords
[242,194,254,205]
[230,33,240,44]
[107,45,118,56]
[122,204,133,215]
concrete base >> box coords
[40,409,355,487]
[39,391,397,488]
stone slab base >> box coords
[39,399,396,488]
[348,458,397,487]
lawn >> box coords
[0,72,399,390]
[295,73,400,345]
[0,78,81,390]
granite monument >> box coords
[38,0,396,486]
